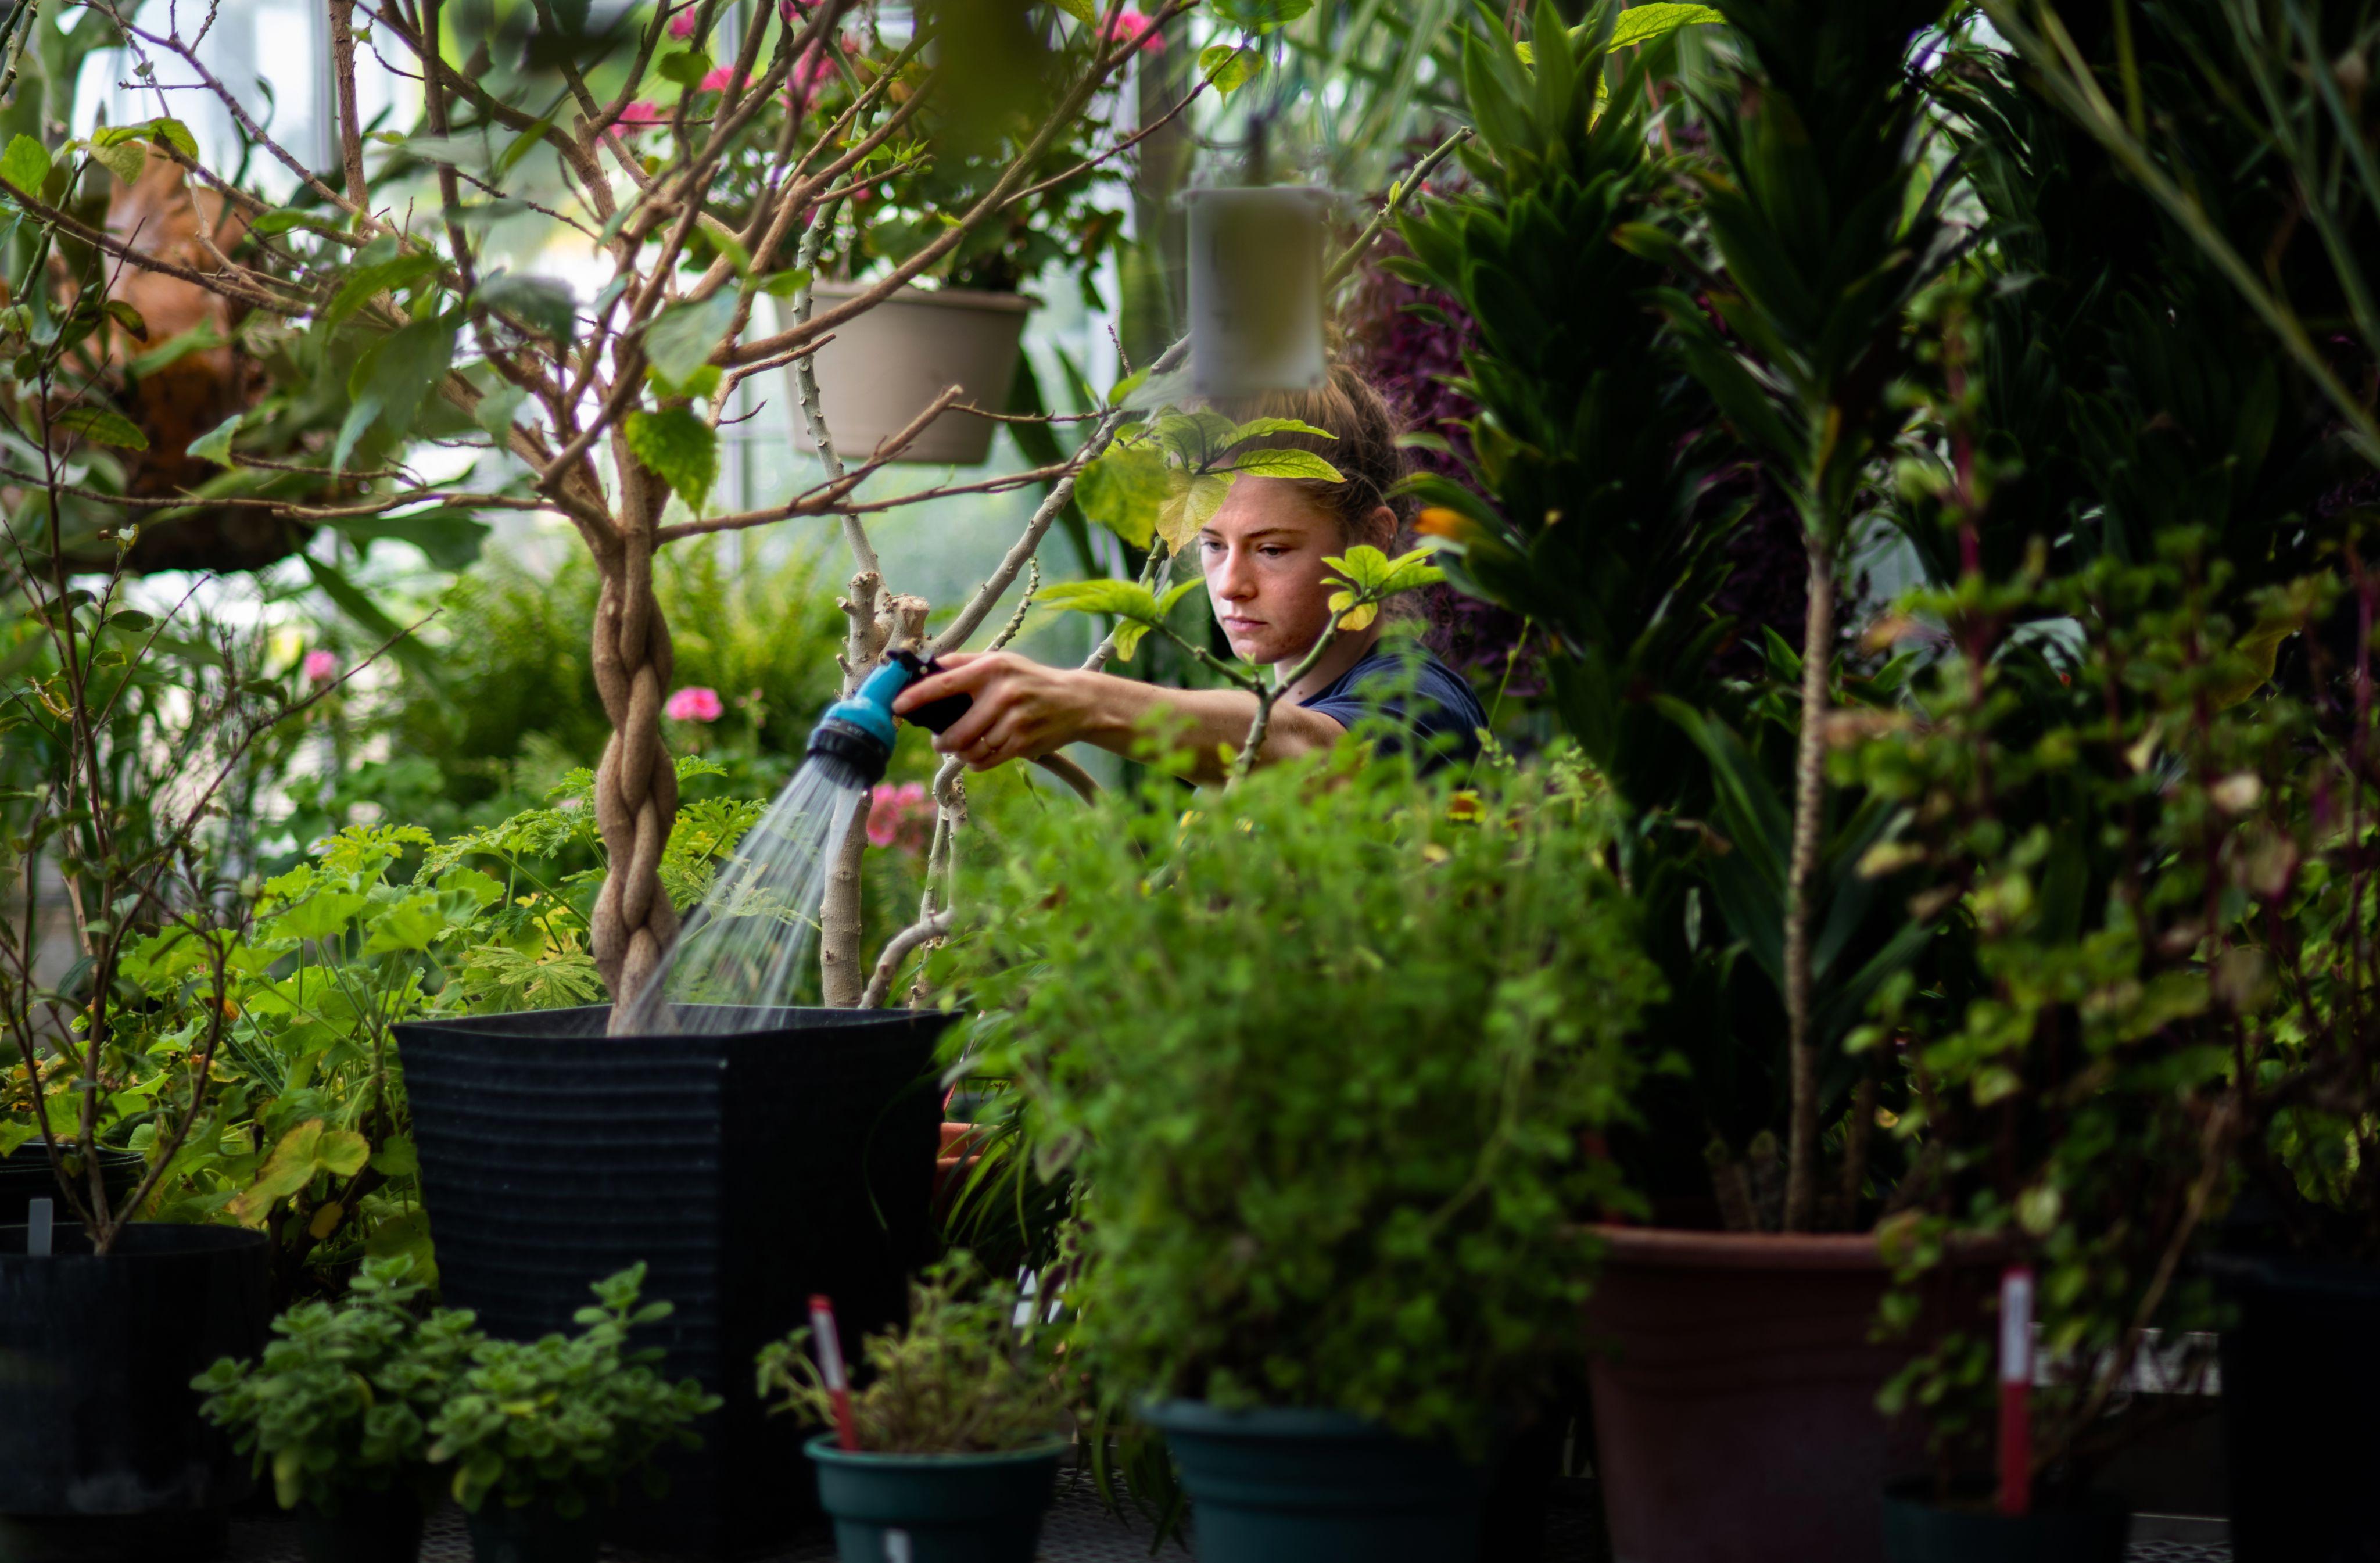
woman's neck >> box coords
[1273,623,1382,705]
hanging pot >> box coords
[393,1004,950,1558]
[1880,1482,2130,1563]
[0,1222,268,1558]
[2204,1249,2380,1563]
[1142,1401,1490,1563]
[1182,186,1333,399]
[777,285,1034,467]
[1582,1225,1997,1563]
[805,1433,1066,1563]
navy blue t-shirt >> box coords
[1297,641,1488,773]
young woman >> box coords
[893,363,1488,783]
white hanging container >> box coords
[1183,185,1334,399]
[776,283,1035,467]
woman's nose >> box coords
[1214,546,1258,600]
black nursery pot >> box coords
[0,1222,268,1554]
[1880,1482,2129,1563]
[298,1485,429,1563]
[0,1146,145,1229]
[2205,1250,2380,1563]
[394,1005,950,1558]
[462,1498,603,1563]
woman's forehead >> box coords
[1203,475,1337,540]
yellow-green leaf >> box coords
[1153,470,1234,554]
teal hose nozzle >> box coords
[802,653,972,788]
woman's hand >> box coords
[892,651,1098,771]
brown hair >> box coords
[1206,360,1410,545]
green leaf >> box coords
[326,508,490,571]
[757,268,812,299]
[0,135,49,196]
[316,1128,371,1179]
[249,208,343,238]
[270,890,370,941]
[473,271,576,346]
[370,1136,418,1178]
[1228,447,1343,482]
[657,49,712,88]
[473,384,528,441]
[1153,469,1235,553]
[1225,415,1335,444]
[1034,578,1164,622]
[186,412,243,467]
[53,405,149,450]
[1076,444,1167,549]
[142,117,200,158]
[89,139,145,186]
[324,252,445,329]
[127,320,225,378]
[1199,44,1260,95]
[102,299,148,340]
[642,292,736,389]
[622,407,718,514]
[361,893,445,955]
[334,313,458,471]
[1106,365,1150,407]
[1606,3,1723,49]
[302,554,441,683]
[1051,0,1095,21]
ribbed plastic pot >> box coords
[1880,1482,2130,1563]
[0,1222,268,1537]
[393,1004,950,1558]
[0,1146,144,1229]
[461,1499,602,1563]
[805,1434,1064,1563]
[2205,1249,2380,1563]
[297,1485,429,1563]
[778,286,1034,466]
[1583,1225,1997,1563]
[1142,1402,1489,1563]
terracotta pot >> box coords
[1583,1225,1986,1563]
[777,285,1034,467]
[932,1121,983,1209]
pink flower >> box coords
[1101,6,1164,53]
[303,649,338,683]
[665,686,724,723]
[667,7,696,37]
[698,64,747,94]
[779,0,818,21]
[619,100,668,127]
[784,43,836,109]
[866,782,933,853]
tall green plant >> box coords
[1656,0,1956,1228]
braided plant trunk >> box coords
[593,458,682,1031]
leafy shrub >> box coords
[755,1254,1069,1455]
[941,743,1661,1452]
[195,1255,477,1513]
[426,1264,719,1518]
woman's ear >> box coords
[1360,502,1397,551]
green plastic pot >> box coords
[1881,1482,2130,1563]
[1142,1401,1489,1563]
[805,1434,1066,1563]
[461,1497,603,1563]
[298,1485,428,1563]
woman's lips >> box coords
[1223,616,1265,634]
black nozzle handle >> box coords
[890,648,973,734]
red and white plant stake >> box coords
[809,1293,860,1451]
[1998,1265,2034,1517]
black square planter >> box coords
[395,1005,950,1558]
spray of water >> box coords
[625,760,869,1036]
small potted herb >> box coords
[943,748,1661,1562]
[756,1256,1071,1563]
[425,1264,720,1563]
[194,1256,477,1563]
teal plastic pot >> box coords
[805,1435,1066,1563]
[1142,1401,1489,1563]
[1881,1482,2130,1563]
[462,1498,602,1563]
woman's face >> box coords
[1198,476,1349,668]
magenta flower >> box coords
[866,782,933,854]
[1101,6,1164,53]
[303,649,338,684]
[785,43,837,109]
[778,0,818,21]
[665,686,724,723]
[667,7,696,37]
[698,63,746,94]
[619,100,668,128]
